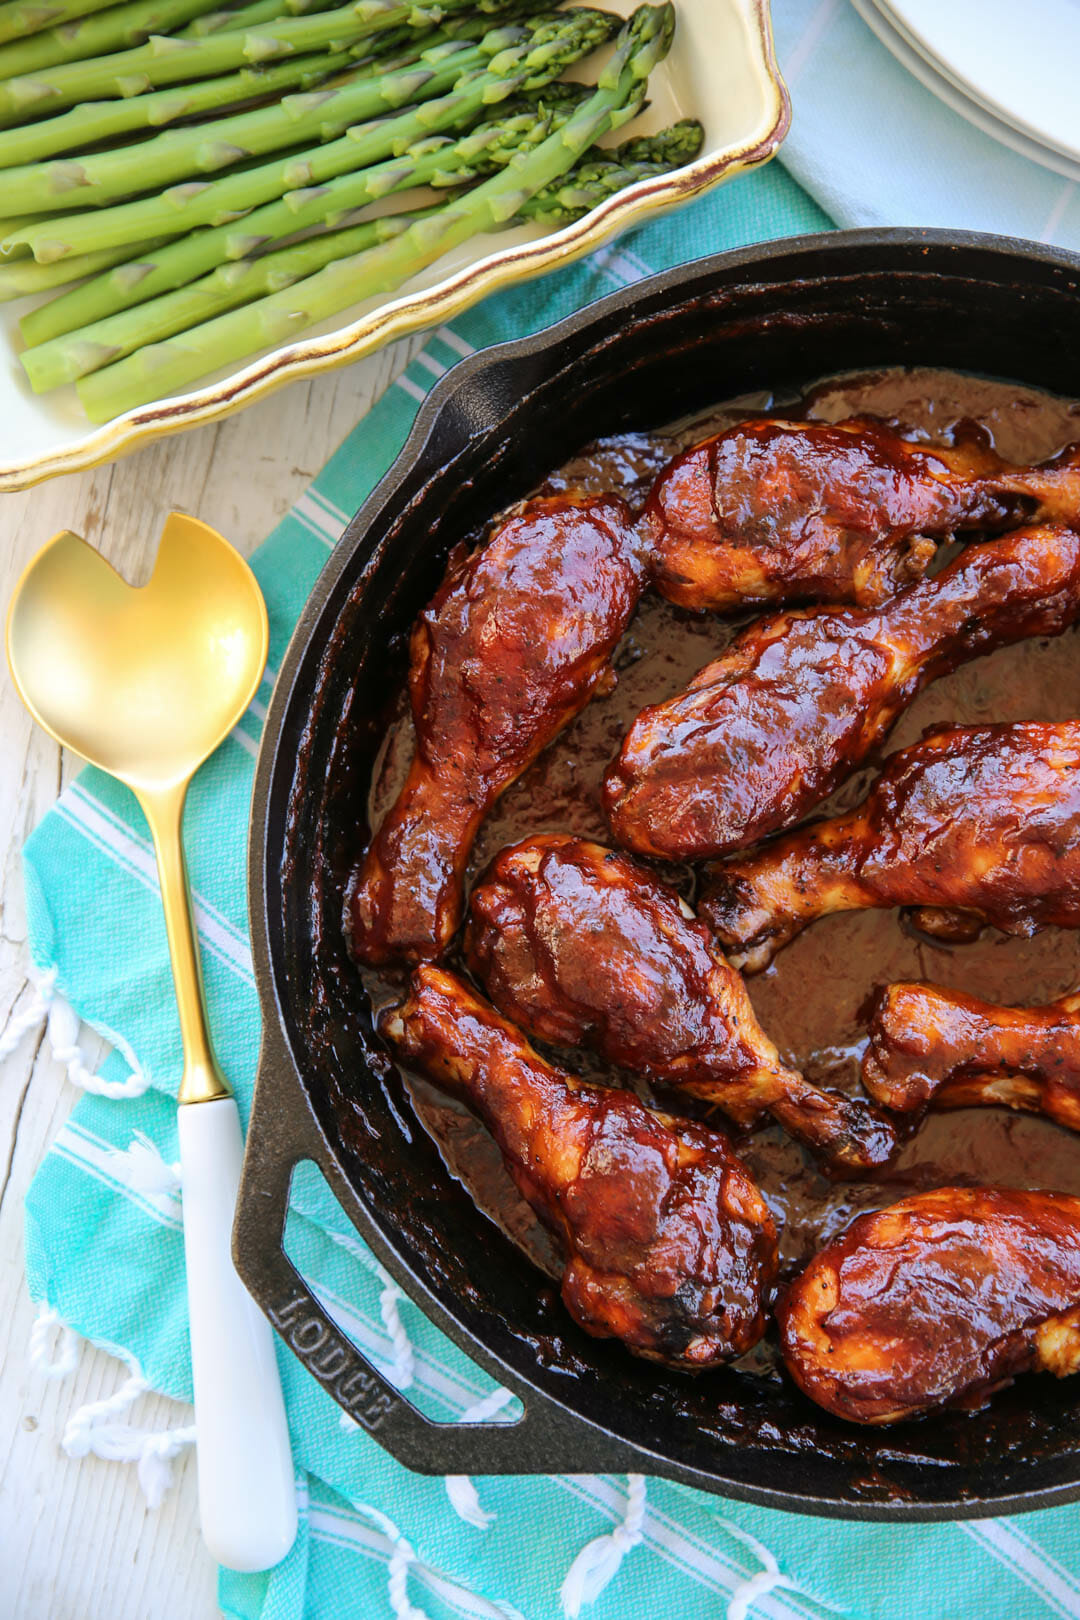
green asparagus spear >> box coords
[519,116,702,222]
[0,0,525,122]
[0,0,120,49]
[180,0,461,44]
[19,92,583,369]
[3,40,498,252]
[1,36,597,217]
[0,18,582,214]
[0,211,46,254]
[0,0,241,82]
[77,5,673,423]
[179,0,334,35]
[183,0,548,37]
[0,0,448,79]
[7,11,614,259]
[21,206,437,387]
[0,5,542,166]
[2,64,447,214]
[0,50,357,167]
[18,84,587,342]
[13,119,698,317]
[0,208,136,258]
[1,236,168,296]
[181,0,287,35]
[0,0,390,49]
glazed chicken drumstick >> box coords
[702,722,1080,971]
[465,834,896,1175]
[379,966,778,1368]
[644,416,1080,611]
[605,522,1080,861]
[862,981,1080,1132]
[347,493,643,965]
[778,1188,1080,1424]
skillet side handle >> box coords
[231,1069,403,1440]
[233,1035,643,1477]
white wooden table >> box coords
[0,338,425,1619]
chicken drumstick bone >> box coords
[379,966,779,1368]
[466,834,896,1174]
[645,415,1080,611]
[862,980,1080,1132]
[606,522,1080,861]
[347,493,643,965]
[702,721,1080,971]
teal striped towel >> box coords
[19,161,1080,1620]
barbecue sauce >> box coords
[359,367,1080,1370]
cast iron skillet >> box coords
[235,227,1080,1520]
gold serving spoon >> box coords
[7,513,296,1573]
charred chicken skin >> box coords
[862,981,1080,1132]
[644,416,1080,612]
[702,721,1080,972]
[465,834,896,1175]
[346,493,643,966]
[778,1188,1080,1424]
[605,522,1080,861]
[378,965,779,1368]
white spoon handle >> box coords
[179,1096,297,1573]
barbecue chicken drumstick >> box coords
[379,966,779,1368]
[605,522,1080,861]
[702,722,1080,971]
[644,415,1080,611]
[347,493,643,965]
[778,1188,1080,1424]
[466,834,896,1175]
[862,981,1080,1132]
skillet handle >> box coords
[233,1033,643,1476]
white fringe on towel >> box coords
[351,1501,434,1620]
[0,966,149,1098]
[350,1501,526,1620]
[325,1225,415,1392]
[46,991,150,1099]
[560,1474,647,1617]
[61,1346,195,1508]
[29,1303,80,1380]
[108,1131,181,1197]
[444,1386,517,1530]
[718,1518,799,1620]
[376,1276,415,1391]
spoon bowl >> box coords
[6,512,267,790]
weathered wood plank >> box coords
[0,343,425,1617]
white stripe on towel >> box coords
[396,374,428,404]
[436,326,475,357]
[963,1520,1080,1618]
[60,783,255,984]
[293,489,346,545]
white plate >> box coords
[0,0,789,491]
[873,0,1080,166]
[850,0,1080,185]
[885,0,1080,164]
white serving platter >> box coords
[0,0,789,491]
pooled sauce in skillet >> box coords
[359,367,1080,1375]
